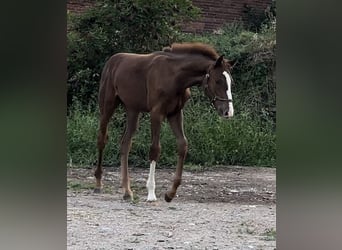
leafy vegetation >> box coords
[243,0,276,32]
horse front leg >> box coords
[146,112,163,202]
[165,110,188,202]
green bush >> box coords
[67,0,199,108]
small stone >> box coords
[99,227,111,233]
[132,233,145,236]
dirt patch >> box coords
[67,166,276,249]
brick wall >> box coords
[184,0,272,32]
[67,0,96,14]
[67,0,272,32]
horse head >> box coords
[203,55,236,118]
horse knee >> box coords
[97,133,107,149]
[120,138,132,155]
[97,134,105,149]
[149,144,161,161]
[177,138,188,157]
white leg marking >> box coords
[146,160,157,201]
[223,71,234,118]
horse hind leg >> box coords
[94,95,119,193]
[119,110,139,201]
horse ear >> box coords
[163,46,172,52]
[202,73,209,88]
[214,55,224,68]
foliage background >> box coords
[67,0,276,168]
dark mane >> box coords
[164,42,219,60]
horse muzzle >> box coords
[220,104,234,119]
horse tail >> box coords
[98,59,113,114]
[98,54,123,114]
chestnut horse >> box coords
[94,43,235,202]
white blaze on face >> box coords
[223,71,234,118]
[146,160,157,201]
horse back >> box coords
[100,52,189,114]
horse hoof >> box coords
[164,193,173,203]
[147,197,157,202]
[123,193,133,201]
[94,188,102,193]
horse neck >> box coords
[176,56,214,89]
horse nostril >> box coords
[224,110,229,117]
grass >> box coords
[184,164,207,172]
[262,228,276,241]
[238,223,276,241]
[131,193,140,205]
[67,180,94,191]
[67,177,114,193]
[238,221,256,235]
[67,95,275,169]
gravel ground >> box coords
[67,166,276,250]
